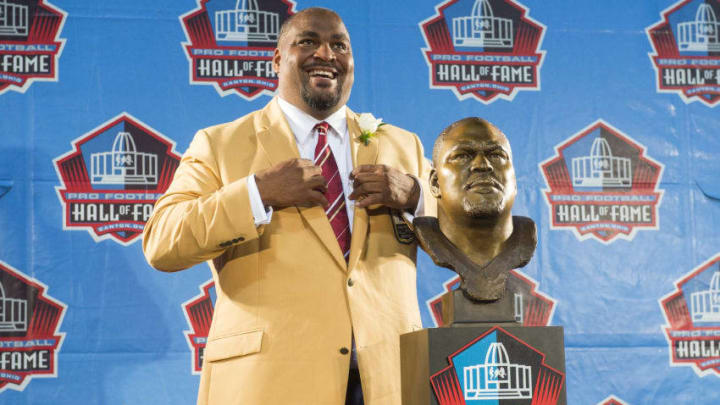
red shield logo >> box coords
[54,113,181,245]
[647,0,720,107]
[0,0,66,95]
[180,0,296,99]
[0,260,66,393]
[420,0,545,103]
[660,253,720,377]
[540,120,664,243]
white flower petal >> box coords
[358,112,383,133]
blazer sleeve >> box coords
[142,129,261,272]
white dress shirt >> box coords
[247,97,424,228]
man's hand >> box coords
[255,159,328,208]
[349,164,420,210]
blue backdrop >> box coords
[1,0,719,404]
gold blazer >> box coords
[143,98,436,405]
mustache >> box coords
[464,175,503,191]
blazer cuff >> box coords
[247,174,273,226]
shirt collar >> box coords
[277,97,348,144]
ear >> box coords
[272,48,281,75]
[429,168,441,199]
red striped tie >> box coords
[313,122,351,262]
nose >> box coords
[470,154,492,172]
[313,42,336,61]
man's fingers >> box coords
[351,172,384,185]
[308,190,329,207]
[354,193,383,208]
[350,164,385,179]
[307,175,327,190]
[296,158,315,166]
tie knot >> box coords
[314,121,330,137]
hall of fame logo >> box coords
[540,120,664,244]
[430,326,564,405]
[182,279,216,374]
[597,396,629,405]
[660,253,720,377]
[0,260,66,393]
[0,0,66,95]
[180,0,296,99]
[419,0,545,103]
[53,113,181,245]
[647,0,720,106]
[427,271,556,327]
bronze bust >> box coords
[414,118,537,320]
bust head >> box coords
[430,117,517,228]
[414,118,535,305]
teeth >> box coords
[309,70,335,78]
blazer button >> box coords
[339,347,350,355]
[347,278,354,287]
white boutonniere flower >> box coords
[357,113,386,146]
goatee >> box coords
[463,198,503,219]
[301,82,342,112]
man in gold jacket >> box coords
[143,7,434,405]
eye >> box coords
[332,42,349,52]
[488,150,508,160]
[298,38,316,46]
[448,151,472,162]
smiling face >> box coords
[431,118,517,222]
[273,9,354,119]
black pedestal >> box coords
[400,325,566,405]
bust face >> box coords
[431,119,517,221]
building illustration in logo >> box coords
[54,113,181,245]
[661,254,720,377]
[91,132,158,186]
[183,279,216,374]
[0,260,66,393]
[430,327,564,405]
[427,270,556,328]
[691,270,720,322]
[215,0,279,42]
[0,0,66,95]
[647,0,720,107]
[598,396,630,405]
[0,279,27,332]
[677,3,720,52]
[0,0,28,36]
[420,0,545,103]
[463,342,532,400]
[571,137,632,189]
[180,0,295,99]
[453,0,513,48]
[540,120,664,244]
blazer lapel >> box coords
[347,108,379,271]
[257,98,347,272]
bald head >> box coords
[430,117,516,222]
[432,118,511,166]
[278,7,344,47]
